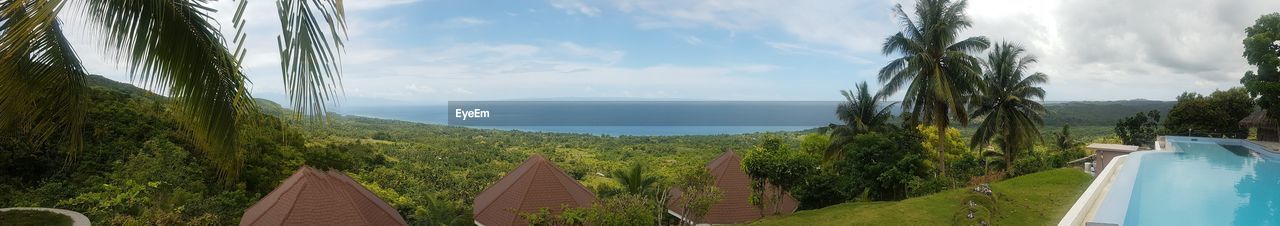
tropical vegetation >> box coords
[878,0,989,178]
[0,0,347,180]
[968,42,1049,173]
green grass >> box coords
[749,168,1093,226]
[0,210,73,226]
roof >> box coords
[1086,143,1140,153]
[240,166,408,226]
[666,151,800,224]
[473,155,597,226]
[1240,110,1278,128]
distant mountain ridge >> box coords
[1041,99,1175,126]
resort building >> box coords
[666,151,800,225]
[240,166,408,226]
[473,155,597,226]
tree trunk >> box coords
[937,121,948,178]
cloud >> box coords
[558,42,625,64]
[684,35,703,45]
[766,41,871,64]
[346,0,419,11]
[954,0,1280,100]
[549,0,602,16]
[609,0,894,54]
[328,41,778,104]
[435,17,491,28]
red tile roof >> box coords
[240,166,408,226]
[666,151,800,224]
[473,155,597,226]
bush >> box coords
[835,129,929,201]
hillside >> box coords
[1042,100,1175,126]
[749,168,1093,226]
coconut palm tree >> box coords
[968,42,1047,173]
[0,0,347,179]
[611,163,659,195]
[823,81,895,163]
[878,0,989,177]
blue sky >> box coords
[64,0,1280,107]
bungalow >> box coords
[666,151,799,225]
[473,155,597,226]
[240,166,408,226]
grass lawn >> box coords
[749,168,1093,226]
[0,210,73,226]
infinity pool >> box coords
[1123,141,1280,225]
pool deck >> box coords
[1246,140,1280,153]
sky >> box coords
[60,0,1280,107]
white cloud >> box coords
[435,17,491,28]
[766,41,871,64]
[558,42,625,64]
[346,0,419,11]
[610,0,894,54]
[684,35,703,45]
[549,0,602,16]
[598,0,1280,100]
[956,0,1280,100]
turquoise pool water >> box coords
[1124,142,1280,225]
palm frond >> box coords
[277,0,347,117]
[80,0,254,180]
[0,0,88,156]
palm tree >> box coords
[824,81,895,163]
[611,164,658,195]
[878,0,989,177]
[0,0,347,180]
[968,42,1048,173]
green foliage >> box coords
[743,137,820,214]
[59,138,254,225]
[1047,125,1088,168]
[1164,88,1255,138]
[0,0,348,182]
[825,82,896,164]
[969,42,1048,172]
[879,0,990,178]
[1240,13,1280,119]
[1042,100,1175,126]
[835,129,929,201]
[302,142,388,172]
[610,163,659,196]
[583,194,664,226]
[918,125,971,174]
[671,168,722,224]
[1115,110,1162,147]
[519,194,664,226]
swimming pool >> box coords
[1114,139,1280,225]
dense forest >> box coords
[0,75,1150,225]
[0,75,794,225]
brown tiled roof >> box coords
[666,151,800,224]
[473,155,597,226]
[240,166,408,226]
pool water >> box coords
[1124,142,1280,225]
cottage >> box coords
[473,155,597,226]
[240,166,408,226]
